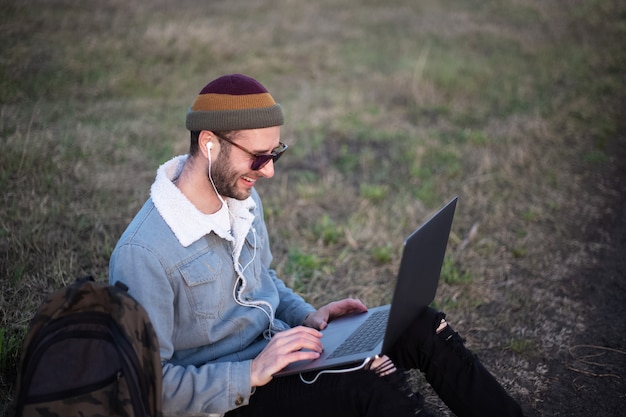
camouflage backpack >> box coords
[14,276,163,417]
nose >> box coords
[258,159,275,178]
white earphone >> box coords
[203,137,275,339]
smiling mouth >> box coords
[242,175,256,184]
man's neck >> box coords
[175,155,223,215]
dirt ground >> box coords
[410,139,626,417]
[495,144,625,416]
[531,149,626,415]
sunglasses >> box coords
[214,133,288,171]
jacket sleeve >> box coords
[268,267,316,325]
[110,242,254,415]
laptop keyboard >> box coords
[327,309,389,359]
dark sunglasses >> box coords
[213,133,288,171]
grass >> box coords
[506,337,538,357]
[1,0,624,415]
[0,328,23,382]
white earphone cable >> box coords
[207,143,277,339]
[298,357,373,384]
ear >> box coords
[199,130,215,159]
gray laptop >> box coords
[275,196,457,377]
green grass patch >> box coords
[430,297,460,311]
[360,183,389,202]
[440,258,473,285]
[313,215,343,246]
[284,249,331,293]
[506,337,537,356]
[0,328,23,376]
[371,244,394,265]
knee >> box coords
[415,306,447,339]
[409,307,476,364]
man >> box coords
[109,74,524,417]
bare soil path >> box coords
[531,141,626,416]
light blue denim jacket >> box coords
[109,156,315,416]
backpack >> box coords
[14,276,163,417]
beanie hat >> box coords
[186,74,284,132]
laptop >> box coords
[275,196,458,377]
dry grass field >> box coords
[1,0,625,415]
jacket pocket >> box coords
[179,252,223,319]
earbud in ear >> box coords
[207,142,213,152]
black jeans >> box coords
[225,307,524,417]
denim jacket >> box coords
[109,155,315,416]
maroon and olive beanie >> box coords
[186,74,284,132]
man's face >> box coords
[209,126,281,200]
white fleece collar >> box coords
[150,155,256,252]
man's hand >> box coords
[303,298,368,330]
[250,299,368,387]
[250,326,323,387]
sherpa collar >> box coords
[150,155,256,253]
